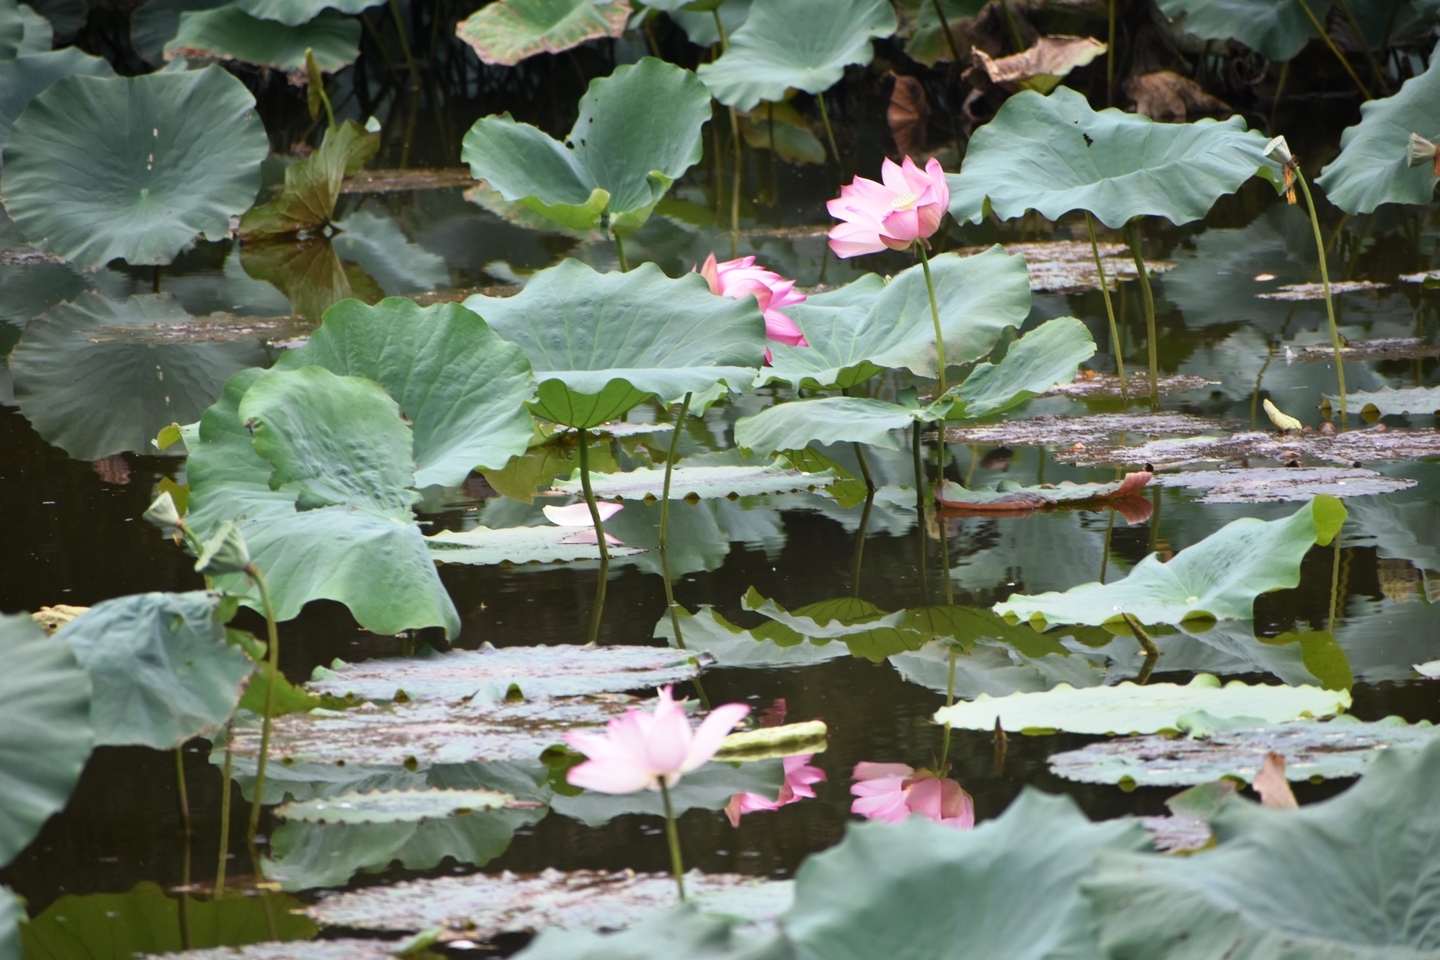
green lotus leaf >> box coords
[903,0,984,66]
[8,292,269,460]
[186,366,460,636]
[427,523,647,566]
[782,789,1151,960]
[232,0,382,26]
[946,314,1096,418]
[464,259,765,428]
[277,297,536,486]
[239,236,384,320]
[1086,737,1440,959]
[763,247,1033,390]
[0,887,18,960]
[514,904,784,960]
[666,0,750,47]
[741,590,921,662]
[739,104,826,164]
[0,65,268,269]
[55,590,255,750]
[456,0,631,66]
[239,120,379,238]
[891,637,1111,700]
[166,6,360,72]
[1154,0,1326,61]
[129,0,229,65]
[461,57,712,236]
[550,456,830,501]
[551,757,784,826]
[994,496,1348,628]
[734,396,926,454]
[1324,385,1440,421]
[655,607,849,668]
[276,787,516,824]
[1049,715,1440,787]
[0,612,92,866]
[0,46,113,171]
[306,644,707,703]
[696,0,896,111]
[0,0,24,55]
[15,5,50,54]
[947,86,1275,229]
[1317,55,1440,213]
[933,673,1351,735]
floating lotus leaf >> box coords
[461,58,712,236]
[1059,427,1440,469]
[1152,466,1416,503]
[740,590,920,661]
[465,260,764,428]
[944,412,1225,448]
[276,788,517,824]
[306,644,709,703]
[303,868,791,937]
[148,941,394,960]
[8,292,269,460]
[456,0,630,66]
[1325,385,1440,422]
[1,66,268,269]
[935,473,1152,512]
[714,720,828,762]
[513,904,784,960]
[186,366,459,637]
[891,638,1110,700]
[239,237,384,320]
[427,523,647,566]
[0,613,92,865]
[55,590,254,750]
[0,45,113,171]
[1086,738,1440,959]
[994,496,1347,628]
[696,0,896,111]
[933,674,1350,735]
[782,789,1151,960]
[1154,0,1323,60]
[231,0,383,26]
[1049,715,1440,787]
[654,607,848,669]
[239,121,379,238]
[166,6,360,73]
[550,457,829,502]
[552,757,784,826]
[762,247,1032,390]
[278,297,536,486]
[956,240,1176,293]
[947,86,1274,228]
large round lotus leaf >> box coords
[460,57,712,236]
[231,0,381,25]
[1,66,266,270]
[456,0,631,66]
[696,0,896,111]
[0,46,113,171]
[1155,0,1326,61]
[55,591,255,750]
[666,0,750,48]
[8,292,270,460]
[783,789,1150,960]
[129,0,228,65]
[1086,737,1440,959]
[0,886,19,960]
[994,496,1348,628]
[278,298,536,487]
[186,366,461,637]
[1315,52,1440,214]
[947,86,1275,229]
[763,247,1032,390]
[464,259,765,429]
[0,612,92,865]
[166,6,360,73]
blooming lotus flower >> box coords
[542,501,622,545]
[850,762,974,829]
[827,156,951,258]
[698,253,808,361]
[725,754,827,826]
[565,685,750,794]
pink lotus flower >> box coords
[827,157,950,258]
[698,254,809,359]
[725,754,827,826]
[564,686,750,794]
[850,762,974,829]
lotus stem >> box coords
[1328,536,1342,632]
[1106,0,1116,104]
[387,0,420,93]
[1294,0,1371,99]
[659,394,691,650]
[1335,0,1390,95]
[577,430,610,645]
[912,422,926,517]
[1294,168,1347,423]
[937,643,957,770]
[1268,60,1290,134]
[730,107,742,254]
[214,721,233,897]
[938,514,954,605]
[1086,213,1127,401]
[850,490,874,598]
[244,565,280,852]
[1122,613,1159,685]
[1125,222,1160,407]
[614,232,629,272]
[1100,507,1116,582]
[931,0,963,64]
[1148,484,1162,553]
[659,779,686,901]
[817,94,841,170]
[997,0,1025,53]
[852,441,875,494]
[175,747,192,950]
[916,243,948,395]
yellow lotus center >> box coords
[891,193,917,210]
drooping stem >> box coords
[931,0,962,64]
[614,232,629,272]
[1086,212,1127,401]
[1126,221,1159,407]
[1294,0,1371,99]
[659,394,692,650]
[174,747,192,950]
[816,94,841,170]
[214,721,234,897]
[659,779,686,901]
[1106,0,1116,105]
[917,243,948,395]
[245,565,280,852]
[1295,168,1347,422]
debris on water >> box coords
[341,168,477,194]
[1043,372,1216,398]
[1058,426,1440,468]
[946,413,1227,448]
[1150,467,1416,503]
[959,240,1175,293]
[1256,281,1389,300]
[1293,338,1440,362]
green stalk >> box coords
[388,0,420,93]
[614,232,629,272]
[1086,212,1127,401]
[1100,507,1116,582]
[1294,0,1371,99]
[931,0,962,63]
[1294,168,1347,422]
[214,721,233,897]
[659,779,686,901]
[917,243,948,394]
[850,491,874,597]
[817,94,841,169]
[937,643,957,770]
[1126,221,1159,407]
[175,747,191,950]
[577,431,610,644]
[1106,0,1116,105]
[911,422,926,517]
[659,394,692,650]
[245,566,280,851]
[730,106,742,253]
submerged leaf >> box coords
[456,0,631,66]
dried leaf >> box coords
[887,72,929,157]
[1252,751,1299,809]
[1124,70,1232,123]
[968,35,1106,94]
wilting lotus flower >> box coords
[542,501,622,545]
[565,685,751,794]
[850,762,974,829]
[698,254,808,359]
[725,754,827,826]
[827,156,951,257]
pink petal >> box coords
[880,157,910,195]
[828,222,888,258]
[924,157,950,209]
[725,794,744,827]
[543,501,622,526]
[644,686,693,776]
[838,175,894,211]
[938,779,975,829]
[905,776,945,821]
[679,702,751,773]
[853,762,914,782]
[880,207,923,246]
[914,201,945,240]
[567,757,656,794]
[852,789,910,823]
[764,310,808,345]
[697,252,722,295]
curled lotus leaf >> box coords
[1049,715,1440,787]
[276,788,518,825]
[166,6,360,73]
[932,674,1351,736]
[456,0,631,67]
[428,523,647,567]
[238,121,380,239]
[934,472,1152,513]
[306,644,710,704]
[1154,0,1326,61]
[231,0,384,26]
[550,457,831,502]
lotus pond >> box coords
[4,0,1440,957]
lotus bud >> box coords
[195,520,252,576]
[143,491,181,530]
[1263,135,1293,165]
